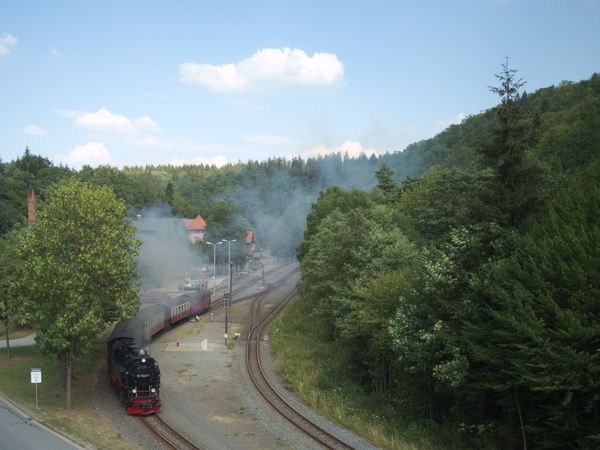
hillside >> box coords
[291,71,600,449]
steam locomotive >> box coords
[107,288,211,414]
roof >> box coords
[246,230,254,244]
[182,215,207,230]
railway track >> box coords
[245,281,355,450]
[139,414,203,450]
[210,264,299,311]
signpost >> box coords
[30,368,41,409]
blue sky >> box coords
[1,0,599,168]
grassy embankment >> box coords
[0,339,138,450]
[270,295,456,450]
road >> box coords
[0,395,81,450]
[0,332,36,348]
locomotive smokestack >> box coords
[28,187,36,225]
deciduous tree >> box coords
[16,179,140,409]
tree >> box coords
[164,182,174,205]
[372,163,397,204]
[0,230,20,359]
[16,179,140,409]
[462,176,600,449]
[296,186,371,261]
[478,58,543,228]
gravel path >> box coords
[93,260,378,449]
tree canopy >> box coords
[16,179,140,408]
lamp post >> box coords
[206,241,222,300]
[221,239,236,345]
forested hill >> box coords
[2,71,599,447]
[295,70,600,449]
[2,72,599,255]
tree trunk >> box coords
[66,347,73,410]
[4,318,10,360]
[58,355,66,390]
[514,387,527,450]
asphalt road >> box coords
[0,395,81,450]
[0,333,36,348]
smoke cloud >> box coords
[133,203,209,289]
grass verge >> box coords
[270,295,448,450]
[0,343,138,450]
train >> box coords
[107,287,211,414]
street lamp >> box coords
[221,239,236,344]
[206,241,222,299]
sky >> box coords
[1,0,599,169]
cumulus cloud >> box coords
[436,112,466,131]
[64,142,114,167]
[243,134,299,145]
[133,115,161,132]
[0,32,17,57]
[72,107,162,134]
[180,47,344,91]
[306,141,379,159]
[23,124,48,136]
[169,156,229,168]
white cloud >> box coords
[49,47,62,58]
[243,134,299,145]
[134,115,162,132]
[436,112,466,131]
[74,108,135,133]
[306,141,379,158]
[170,155,229,167]
[64,142,114,167]
[72,107,162,134]
[0,32,17,57]
[23,124,48,136]
[180,47,344,91]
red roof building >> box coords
[182,215,207,243]
[246,230,255,253]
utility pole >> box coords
[221,239,236,346]
[206,241,222,303]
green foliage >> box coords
[462,176,600,449]
[372,163,397,204]
[0,149,72,235]
[0,230,21,357]
[296,70,600,448]
[15,179,140,406]
[297,186,371,261]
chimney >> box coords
[28,187,36,225]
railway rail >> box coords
[245,280,355,449]
[139,414,203,450]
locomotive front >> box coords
[122,351,161,414]
[109,338,161,415]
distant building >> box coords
[134,214,207,244]
[182,215,207,243]
[246,230,254,254]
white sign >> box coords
[30,368,42,384]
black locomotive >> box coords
[107,289,211,414]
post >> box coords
[213,244,216,298]
[221,239,236,347]
[30,368,42,409]
[229,261,233,331]
[206,241,222,301]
